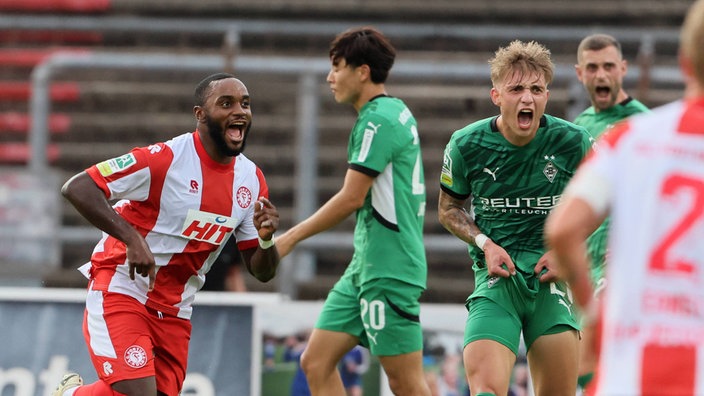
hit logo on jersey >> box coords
[181,209,236,245]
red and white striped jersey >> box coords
[79,131,268,319]
[571,99,704,395]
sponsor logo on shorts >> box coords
[550,283,573,315]
[366,331,379,346]
[124,345,148,369]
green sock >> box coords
[578,372,594,388]
[475,393,497,396]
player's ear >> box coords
[490,87,500,106]
[194,106,204,122]
[574,64,584,82]
[357,64,371,81]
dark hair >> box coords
[329,26,396,84]
[194,72,235,106]
[577,34,623,63]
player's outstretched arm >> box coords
[276,169,374,258]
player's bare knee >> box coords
[300,351,333,381]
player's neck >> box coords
[353,84,387,112]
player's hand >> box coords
[535,250,561,282]
[483,240,516,278]
[254,197,279,240]
[126,236,156,291]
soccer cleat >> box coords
[52,373,83,396]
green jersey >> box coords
[574,97,649,140]
[574,97,649,284]
[440,115,593,294]
[344,95,427,288]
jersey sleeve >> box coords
[85,144,168,201]
[255,166,269,200]
[563,162,612,217]
[440,134,471,199]
[348,112,396,176]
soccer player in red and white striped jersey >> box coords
[546,2,704,394]
[55,73,280,396]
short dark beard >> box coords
[205,115,249,157]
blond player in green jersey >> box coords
[439,40,593,396]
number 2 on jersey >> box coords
[649,174,704,276]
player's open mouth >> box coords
[226,121,246,141]
[518,109,533,128]
[596,86,611,98]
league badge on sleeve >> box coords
[96,153,137,177]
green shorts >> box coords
[464,272,579,355]
[316,275,424,356]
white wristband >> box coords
[475,233,490,251]
[258,235,275,249]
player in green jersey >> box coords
[573,33,649,391]
[574,33,650,288]
[438,40,593,396]
[276,26,429,396]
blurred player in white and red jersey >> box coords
[54,73,280,396]
[546,1,704,394]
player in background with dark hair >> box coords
[438,40,593,396]
[547,1,704,394]
[572,32,649,391]
[276,26,430,396]
[53,73,279,396]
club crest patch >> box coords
[124,345,148,369]
[236,186,252,208]
[543,155,557,183]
